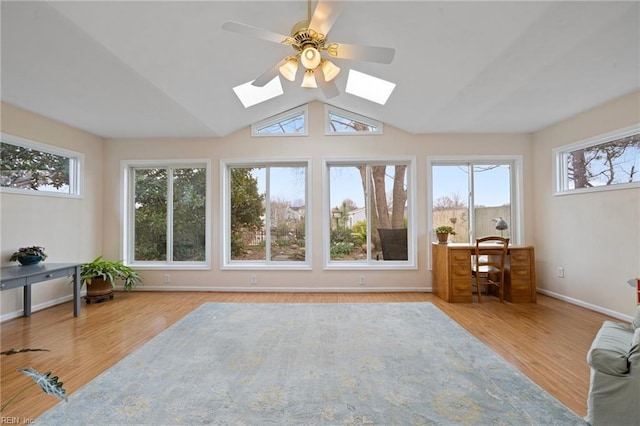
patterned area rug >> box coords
[37,303,584,425]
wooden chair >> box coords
[472,236,509,302]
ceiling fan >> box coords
[222,0,395,99]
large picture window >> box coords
[324,158,416,268]
[0,133,81,197]
[223,160,310,268]
[124,161,210,267]
[554,125,640,194]
[428,157,522,245]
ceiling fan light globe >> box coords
[300,47,321,69]
[279,58,299,82]
[301,70,317,88]
[321,59,340,82]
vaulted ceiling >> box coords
[1,1,638,138]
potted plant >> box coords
[9,246,48,265]
[80,256,142,303]
[435,226,456,244]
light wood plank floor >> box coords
[0,292,616,421]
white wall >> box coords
[102,102,533,293]
[0,103,104,320]
[532,91,640,318]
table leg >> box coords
[73,265,81,317]
[23,285,31,317]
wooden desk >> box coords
[0,263,82,317]
[432,243,536,303]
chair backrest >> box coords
[474,236,509,270]
[378,228,408,260]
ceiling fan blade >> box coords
[317,68,340,99]
[252,59,286,87]
[309,0,342,36]
[327,42,395,64]
[222,21,290,44]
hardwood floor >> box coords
[0,291,615,421]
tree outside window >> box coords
[328,161,411,264]
[228,164,307,264]
[130,165,207,264]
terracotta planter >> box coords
[85,277,114,303]
[436,233,450,244]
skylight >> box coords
[345,70,396,105]
[233,77,283,108]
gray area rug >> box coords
[37,302,584,425]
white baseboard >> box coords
[130,285,432,293]
[537,289,632,322]
[0,292,84,323]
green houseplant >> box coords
[435,226,456,244]
[80,256,142,302]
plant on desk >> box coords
[9,246,48,265]
[435,226,456,244]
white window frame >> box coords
[221,158,312,270]
[553,124,640,196]
[122,159,211,269]
[323,156,417,270]
[426,155,524,269]
[0,132,83,198]
[251,105,309,137]
[324,105,383,135]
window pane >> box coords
[329,165,367,261]
[0,142,72,194]
[473,165,511,240]
[328,112,379,133]
[566,133,640,189]
[134,168,167,261]
[255,112,305,135]
[432,165,469,243]
[373,165,408,261]
[230,167,266,261]
[269,167,306,262]
[173,168,206,261]
[329,163,409,263]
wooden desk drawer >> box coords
[452,279,472,296]
[451,266,470,278]
[509,249,531,265]
[451,252,471,263]
[510,265,531,283]
[26,268,72,285]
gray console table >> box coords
[0,263,82,317]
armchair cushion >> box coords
[587,321,633,376]
[633,305,640,330]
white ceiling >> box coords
[1,1,638,138]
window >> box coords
[324,158,416,268]
[325,105,383,135]
[0,133,81,197]
[124,161,210,267]
[251,105,308,136]
[428,157,522,245]
[554,125,640,194]
[222,160,310,268]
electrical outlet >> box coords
[250,275,257,285]
[359,275,366,285]
[557,267,564,278]
[164,274,171,283]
